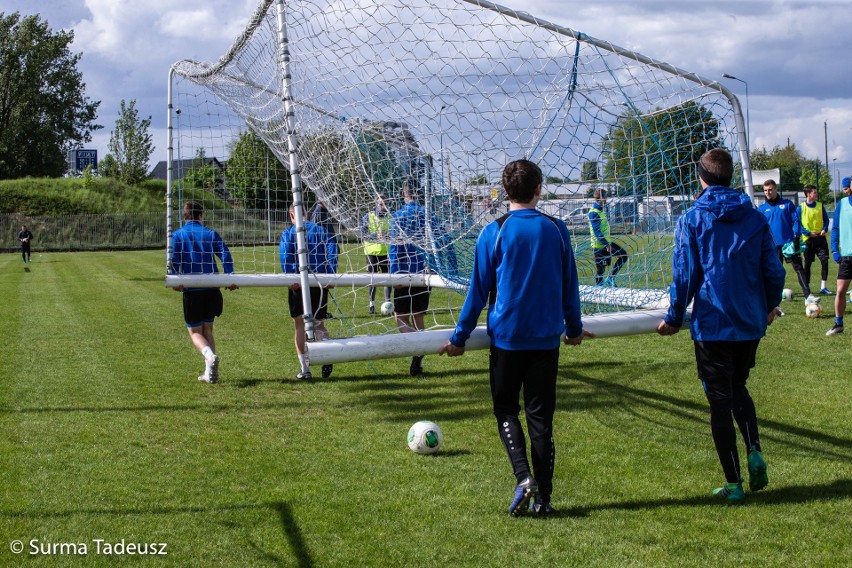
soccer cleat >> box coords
[804,294,819,305]
[322,364,333,379]
[529,498,555,517]
[208,355,220,383]
[369,304,375,315]
[409,355,424,377]
[197,374,217,384]
[296,370,313,381]
[819,288,832,295]
[826,324,844,336]
[603,277,615,287]
[747,447,768,492]
[712,482,745,504]
[509,476,538,516]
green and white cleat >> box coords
[712,482,745,504]
[747,447,768,492]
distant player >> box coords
[360,195,392,315]
[798,185,831,295]
[826,176,852,336]
[589,188,628,286]
[439,159,591,517]
[390,185,431,377]
[658,149,785,503]
[170,200,238,384]
[18,225,33,263]
[758,179,810,301]
[280,205,338,380]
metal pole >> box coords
[275,0,316,341]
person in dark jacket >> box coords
[758,179,810,301]
[18,225,33,263]
[658,149,786,503]
[439,159,592,517]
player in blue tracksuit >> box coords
[440,159,591,517]
[658,149,786,503]
[757,179,810,298]
[390,186,431,376]
[170,200,237,384]
[280,205,338,380]
[826,176,852,336]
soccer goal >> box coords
[165,0,746,363]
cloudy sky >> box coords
[5,0,852,181]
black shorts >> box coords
[366,254,389,274]
[21,242,31,253]
[393,285,431,315]
[693,339,760,399]
[838,257,852,280]
[288,287,329,319]
[183,289,224,327]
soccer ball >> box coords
[380,301,394,316]
[805,303,822,319]
[407,420,443,454]
[782,288,794,301]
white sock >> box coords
[821,280,827,289]
[298,354,310,373]
[201,346,216,364]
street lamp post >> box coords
[722,73,750,148]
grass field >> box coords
[1,250,850,567]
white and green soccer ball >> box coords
[380,301,395,316]
[782,288,794,301]
[407,420,443,455]
[805,302,822,319]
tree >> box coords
[103,99,153,185]
[799,160,832,202]
[600,102,721,196]
[183,148,223,192]
[226,130,290,208]
[750,143,826,198]
[0,12,100,179]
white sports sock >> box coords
[201,346,215,363]
[298,354,310,373]
[821,280,827,289]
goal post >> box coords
[166,0,747,364]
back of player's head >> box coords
[502,159,542,203]
[183,200,203,221]
[697,149,733,187]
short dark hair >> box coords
[502,159,542,203]
[697,149,733,187]
[183,200,203,221]
[763,179,777,188]
[803,185,817,194]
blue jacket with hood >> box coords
[664,185,786,341]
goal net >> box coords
[166,0,748,362]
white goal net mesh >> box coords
[167,0,746,347]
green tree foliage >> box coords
[226,130,290,209]
[601,102,720,196]
[0,12,100,179]
[750,143,828,199]
[799,160,832,202]
[182,148,223,192]
[104,99,154,185]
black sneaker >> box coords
[296,371,313,381]
[410,355,424,377]
[509,476,538,517]
[322,364,333,379]
[530,499,555,517]
[369,305,375,315]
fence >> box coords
[1,209,357,253]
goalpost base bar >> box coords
[165,273,452,288]
[307,308,691,365]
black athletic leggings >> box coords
[489,346,559,500]
[694,339,762,484]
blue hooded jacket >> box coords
[665,186,786,341]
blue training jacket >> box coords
[389,201,428,273]
[831,196,852,257]
[450,208,583,351]
[757,196,799,246]
[279,221,338,274]
[665,186,786,341]
[170,220,234,275]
